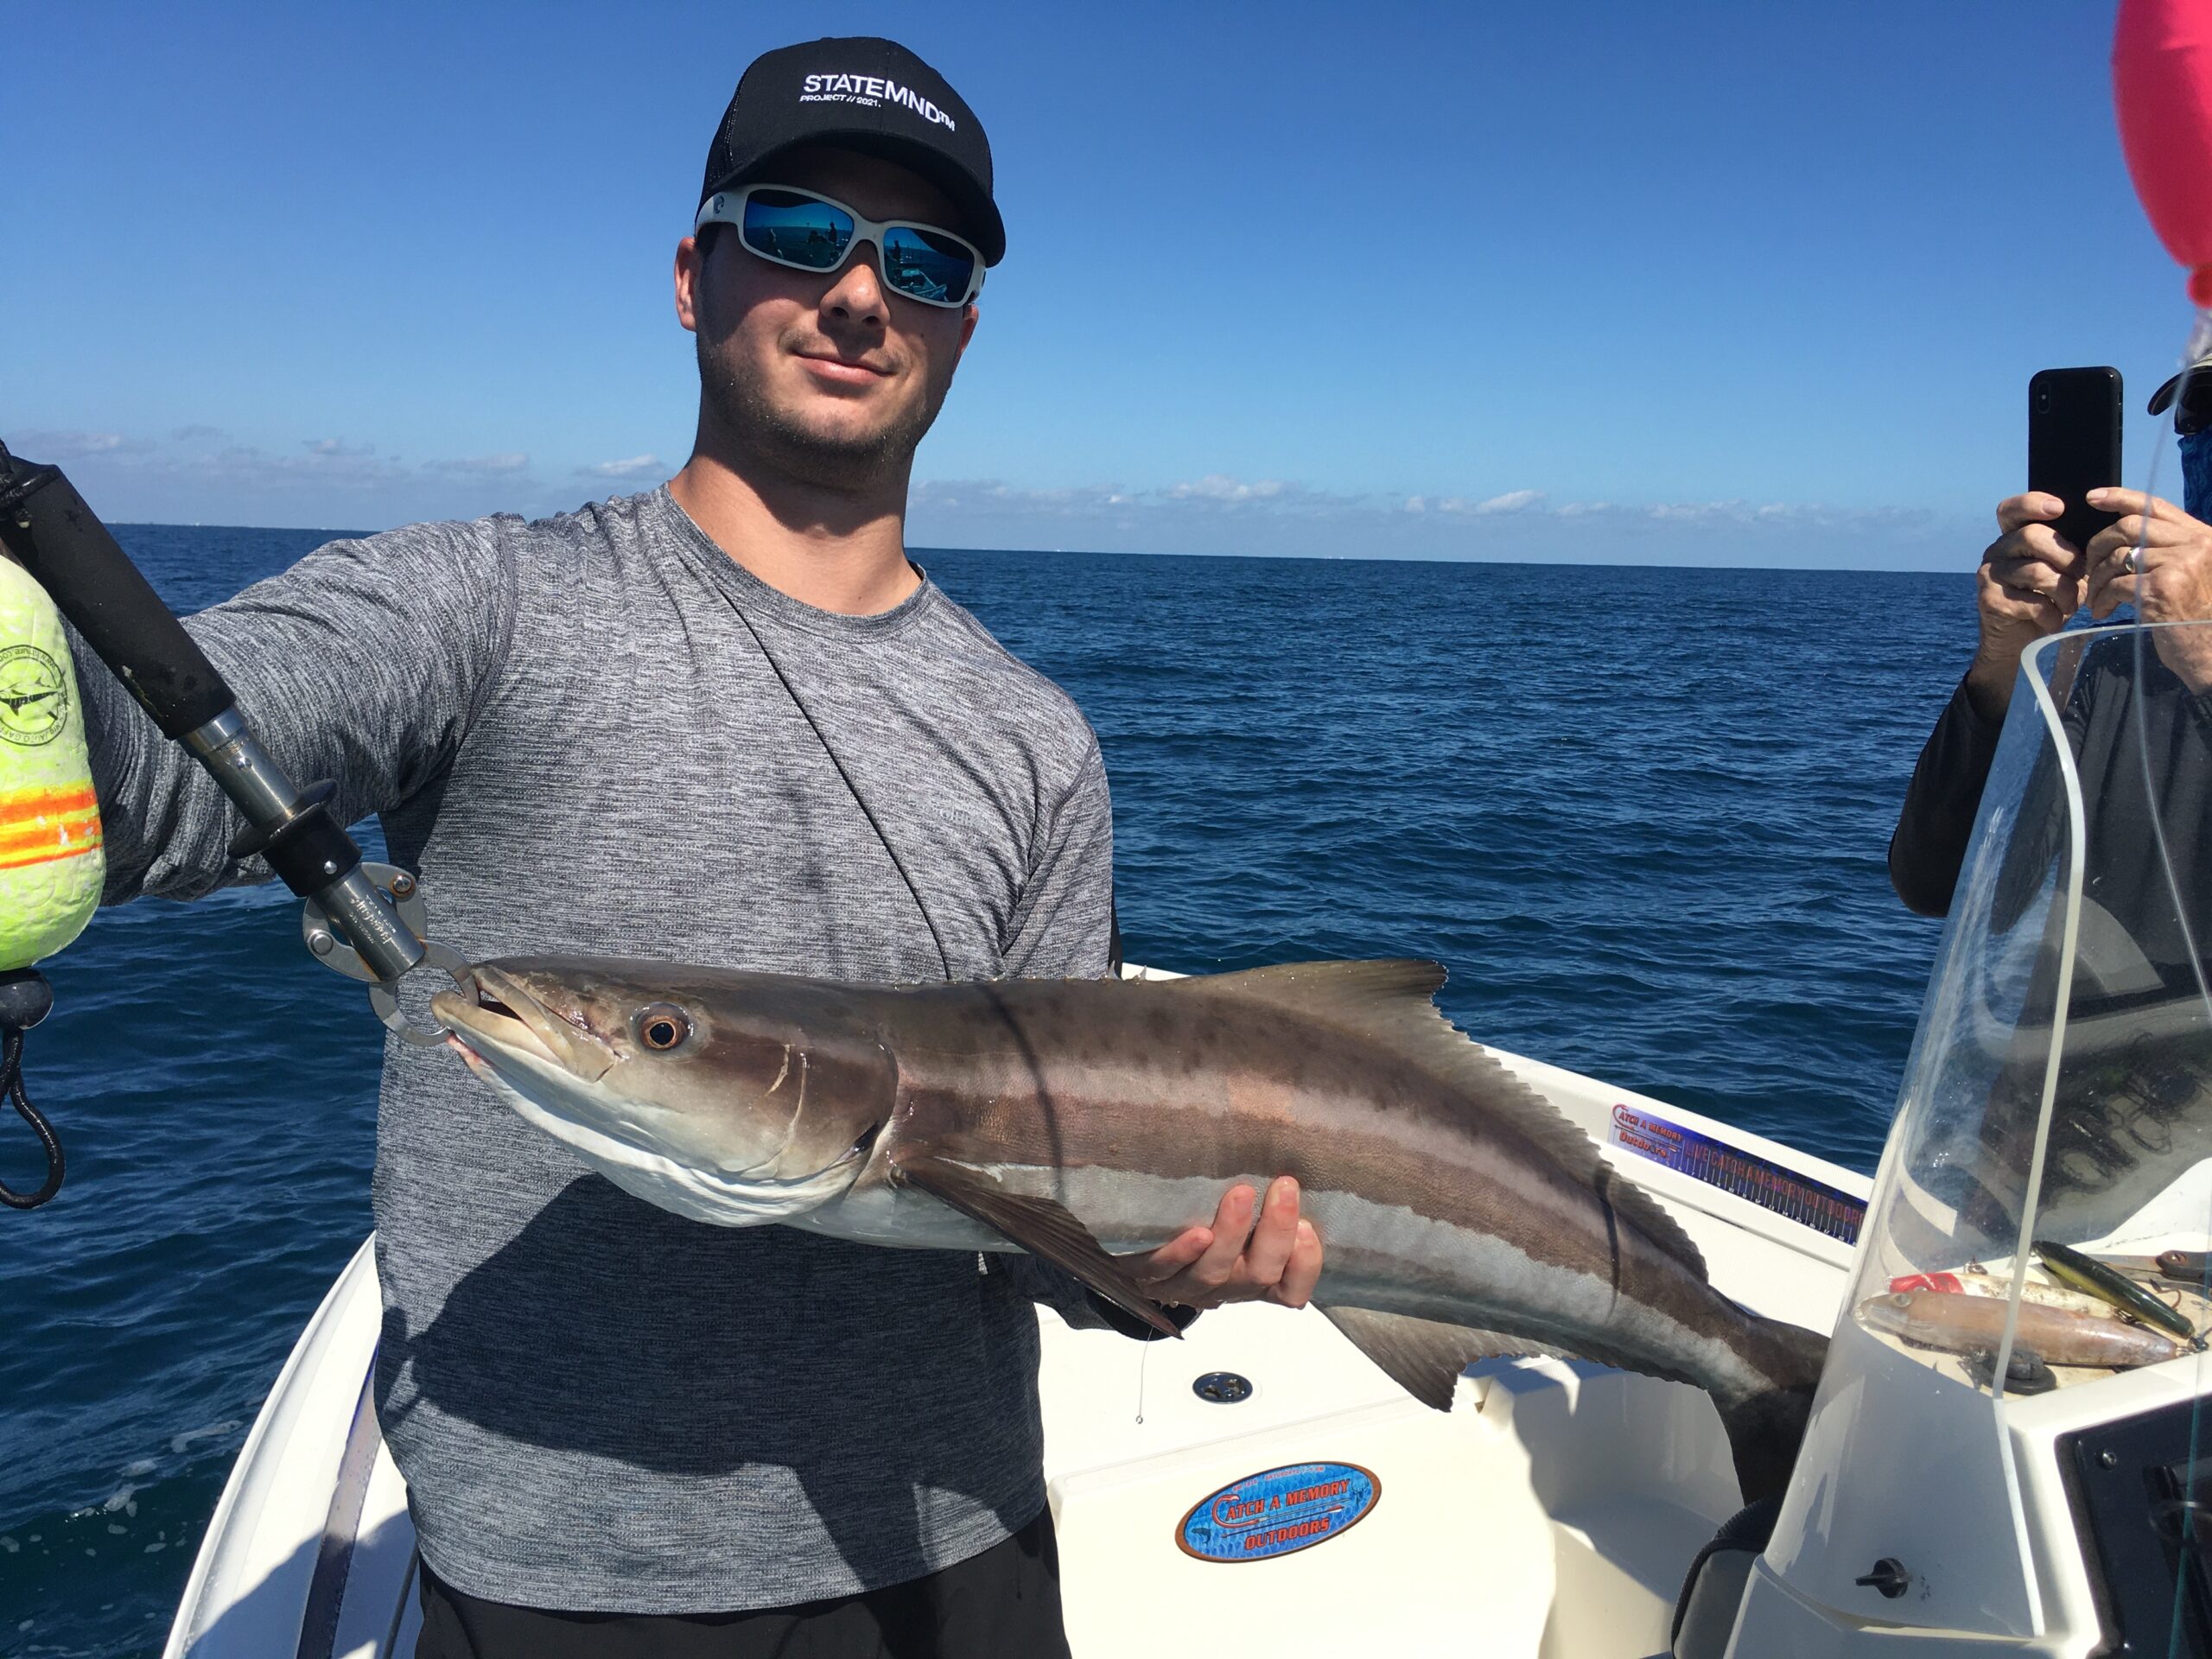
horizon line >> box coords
[108,522,1971,579]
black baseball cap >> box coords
[2149,356,2212,439]
[700,38,1005,266]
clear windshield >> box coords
[1862,619,2212,1368]
[1764,602,2212,1637]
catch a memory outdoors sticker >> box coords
[1177,1462,1379,1562]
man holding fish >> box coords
[68,37,1318,1659]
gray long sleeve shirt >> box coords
[76,486,1119,1611]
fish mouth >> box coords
[432,965,615,1085]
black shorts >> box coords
[414,1507,1072,1659]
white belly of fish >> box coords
[473,1062,866,1227]
[791,1179,1007,1250]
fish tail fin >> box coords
[1714,1314,1828,1504]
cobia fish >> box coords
[431,956,1829,1500]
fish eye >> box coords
[636,1004,692,1052]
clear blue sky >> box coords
[4,1,2196,566]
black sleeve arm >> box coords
[1889,676,2005,918]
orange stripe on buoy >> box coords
[0,839,99,871]
[0,786,98,821]
[0,803,98,835]
[0,814,101,859]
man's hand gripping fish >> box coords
[432,957,1827,1501]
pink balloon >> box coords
[2116,0,2212,306]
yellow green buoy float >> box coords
[0,553,102,970]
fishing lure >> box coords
[2033,1238,2199,1343]
[1859,1287,2185,1370]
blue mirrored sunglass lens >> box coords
[881,226,975,305]
[741,191,853,270]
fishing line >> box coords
[1134,1331,1149,1425]
[715,588,954,981]
[2118,354,2212,1659]
[2124,358,2210,1030]
[2120,362,2212,1135]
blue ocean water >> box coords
[0,526,1971,1656]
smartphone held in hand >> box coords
[2028,365,2123,556]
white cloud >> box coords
[10,429,150,460]
[11,425,422,494]
[429,452,531,475]
[907,472,1955,567]
[582,454,665,479]
[1167,474,1287,503]
[1471,489,1544,515]
[1625,499,1933,531]
[196,442,409,490]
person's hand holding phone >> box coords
[1965,367,2124,720]
[1964,493,2085,720]
[2084,486,2212,690]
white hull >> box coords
[163,1034,1866,1659]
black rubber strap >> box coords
[1669,1497,1782,1648]
[229,781,364,897]
[1088,1292,1200,1343]
[0,1025,64,1211]
[0,448,235,739]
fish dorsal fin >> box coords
[1192,958,1449,1018]
[1186,960,1708,1282]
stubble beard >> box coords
[696,331,942,496]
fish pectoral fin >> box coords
[890,1152,1180,1338]
[1318,1306,1575,1410]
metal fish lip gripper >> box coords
[0,439,472,1065]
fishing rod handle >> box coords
[0,447,235,741]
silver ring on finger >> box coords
[2125,547,2143,575]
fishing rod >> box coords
[0,439,469,1208]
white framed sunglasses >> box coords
[694,183,986,309]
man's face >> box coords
[677,147,980,491]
